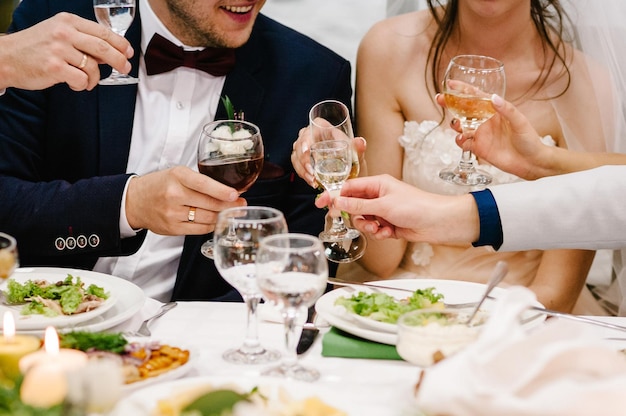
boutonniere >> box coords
[221,95,245,121]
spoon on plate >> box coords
[465,261,508,326]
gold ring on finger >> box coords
[187,206,197,223]
[78,53,88,69]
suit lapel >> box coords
[217,34,265,121]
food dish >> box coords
[121,343,198,393]
[110,375,397,415]
[1,268,117,330]
[8,267,145,334]
[316,279,545,345]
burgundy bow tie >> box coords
[144,33,236,76]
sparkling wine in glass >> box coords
[93,0,138,85]
[310,140,366,263]
[309,100,359,179]
[0,233,18,280]
[256,233,328,381]
[198,120,264,259]
[213,206,287,364]
[439,55,506,186]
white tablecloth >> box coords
[109,300,626,415]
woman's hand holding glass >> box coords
[438,55,506,186]
[212,206,287,364]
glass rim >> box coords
[449,54,504,71]
[0,232,16,250]
[201,119,260,136]
[259,233,322,251]
[217,206,285,224]
[309,100,351,128]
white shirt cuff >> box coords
[120,175,140,238]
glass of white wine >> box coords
[309,140,366,263]
[93,0,138,85]
[439,55,506,186]
[256,233,328,382]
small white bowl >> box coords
[396,308,487,367]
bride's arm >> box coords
[351,19,408,278]
[443,94,626,179]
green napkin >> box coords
[321,327,403,360]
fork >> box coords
[125,301,178,337]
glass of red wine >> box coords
[198,120,264,258]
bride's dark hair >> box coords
[426,0,573,102]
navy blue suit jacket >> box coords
[0,0,351,300]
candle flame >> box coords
[2,311,15,341]
[44,326,60,355]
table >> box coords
[109,300,626,415]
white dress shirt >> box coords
[94,0,226,301]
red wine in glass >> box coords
[198,155,263,193]
[197,120,264,258]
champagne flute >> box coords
[213,206,287,364]
[198,120,264,259]
[438,55,506,186]
[310,140,366,263]
[256,233,328,381]
[93,0,138,85]
[0,233,18,280]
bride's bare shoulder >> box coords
[358,10,434,63]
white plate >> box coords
[1,268,119,330]
[10,267,145,334]
[316,279,546,345]
[110,375,395,415]
[121,343,198,393]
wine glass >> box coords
[0,233,18,280]
[93,0,138,85]
[212,206,287,364]
[438,55,506,186]
[198,120,264,259]
[310,140,366,263]
[309,100,359,179]
[256,233,328,381]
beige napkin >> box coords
[414,287,626,416]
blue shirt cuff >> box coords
[470,189,503,250]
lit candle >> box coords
[19,326,88,408]
[0,311,40,382]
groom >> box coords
[0,0,351,301]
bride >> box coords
[294,0,626,314]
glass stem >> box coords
[281,307,300,368]
[457,130,477,180]
[240,295,263,353]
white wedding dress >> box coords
[339,120,609,315]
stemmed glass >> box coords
[256,233,328,381]
[0,233,18,280]
[93,0,138,85]
[309,100,359,179]
[309,100,366,263]
[198,120,264,259]
[438,55,506,186]
[310,140,366,263]
[212,206,287,364]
